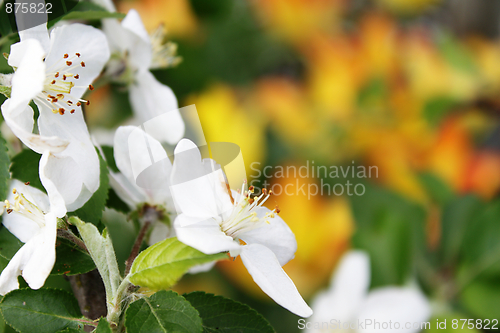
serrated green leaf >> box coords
[70,217,121,314]
[10,149,43,192]
[51,238,95,276]
[125,290,202,333]
[93,318,112,333]
[69,151,109,224]
[0,305,6,333]
[56,329,84,333]
[0,134,9,202]
[100,146,118,173]
[184,292,275,333]
[129,237,227,290]
[0,288,93,333]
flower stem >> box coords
[124,221,151,276]
[57,228,88,253]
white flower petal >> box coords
[240,243,312,318]
[109,171,148,209]
[15,6,50,53]
[239,207,297,266]
[114,126,171,203]
[188,261,215,274]
[329,251,371,319]
[44,23,110,98]
[174,214,240,254]
[357,287,431,333]
[129,71,183,144]
[102,18,129,53]
[1,101,68,154]
[171,139,231,219]
[8,39,45,111]
[0,239,32,295]
[40,152,88,211]
[37,104,99,209]
[121,9,152,71]
[91,0,116,12]
[2,181,48,242]
[21,211,57,289]
[0,211,56,295]
[147,220,175,245]
[39,153,68,217]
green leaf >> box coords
[70,217,121,313]
[351,183,426,287]
[10,149,43,192]
[461,279,500,319]
[423,98,457,125]
[439,195,483,265]
[106,188,130,214]
[69,151,109,224]
[425,313,480,333]
[0,307,6,333]
[100,146,118,173]
[51,238,95,276]
[0,86,10,99]
[125,290,202,333]
[417,172,454,206]
[0,226,23,266]
[437,34,477,74]
[184,292,275,333]
[461,198,500,264]
[93,318,112,333]
[0,134,9,202]
[129,237,227,290]
[59,11,125,21]
[0,288,92,333]
[46,1,124,29]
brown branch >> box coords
[67,270,107,332]
[124,221,151,276]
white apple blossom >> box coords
[307,251,431,333]
[0,155,66,295]
[0,22,110,210]
[170,138,312,318]
[102,10,184,145]
[110,126,175,244]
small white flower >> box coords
[111,126,176,244]
[307,251,431,333]
[170,139,312,318]
[102,10,184,145]
[1,22,110,210]
[0,155,66,295]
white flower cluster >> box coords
[0,7,313,318]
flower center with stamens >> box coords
[35,53,92,115]
[149,25,182,70]
[4,188,46,228]
[220,184,280,239]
